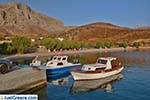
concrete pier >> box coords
[0,67,46,94]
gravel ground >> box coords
[0,67,46,93]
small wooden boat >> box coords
[46,56,81,75]
[71,57,124,81]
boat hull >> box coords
[46,64,81,75]
[71,73,123,93]
[71,66,124,81]
[47,71,70,82]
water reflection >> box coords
[46,72,123,94]
[109,51,150,67]
[8,50,150,69]
[47,71,70,86]
[33,86,48,99]
[70,74,123,94]
[31,50,150,100]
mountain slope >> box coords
[64,22,150,43]
[0,2,65,38]
[0,2,150,44]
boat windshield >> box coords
[97,59,107,64]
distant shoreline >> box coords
[4,46,150,59]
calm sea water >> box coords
[31,50,150,100]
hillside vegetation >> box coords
[64,22,150,44]
[0,2,150,45]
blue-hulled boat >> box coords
[46,56,81,75]
[46,71,70,82]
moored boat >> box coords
[70,73,123,93]
[46,56,81,75]
[71,57,124,81]
[29,56,46,69]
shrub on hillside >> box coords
[12,36,31,53]
[0,43,15,54]
[118,42,128,48]
[133,42,141,48]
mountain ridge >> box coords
[0,2,65,38]
[64,22,150,43]
[0,2,150,44]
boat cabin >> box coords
[96,57,116,70]
[51,56,68,62]
[46,56,69,67]
[82,57,117,71]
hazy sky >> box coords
[0,0,150,27]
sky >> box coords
[0,0,150,27]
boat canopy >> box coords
[96,57,116,70]
[51,56,68,63]
[82,57,117,71]
[46,56,70,67]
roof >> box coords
[98,57,116,61]
[53,55,68,58]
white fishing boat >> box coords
[71,57,124,81]
[30,56,45,68]
[46,56,81,75]
[70,73,123,93]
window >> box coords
[57,57,61,61]
[97,60,107,64]
[62,57,66,60]
[57,62,63,66]
[111,60,119,66]
[88,68,91,70]
[95,67,105,70]
[53,57,57,60]
[50,62,53,64]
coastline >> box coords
[5,47,150,59]
[1,46,150,94]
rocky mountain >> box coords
[0,2,150,44]
[0,2,65,38]
[64,22,150,43]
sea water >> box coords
[29,50,150,100]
